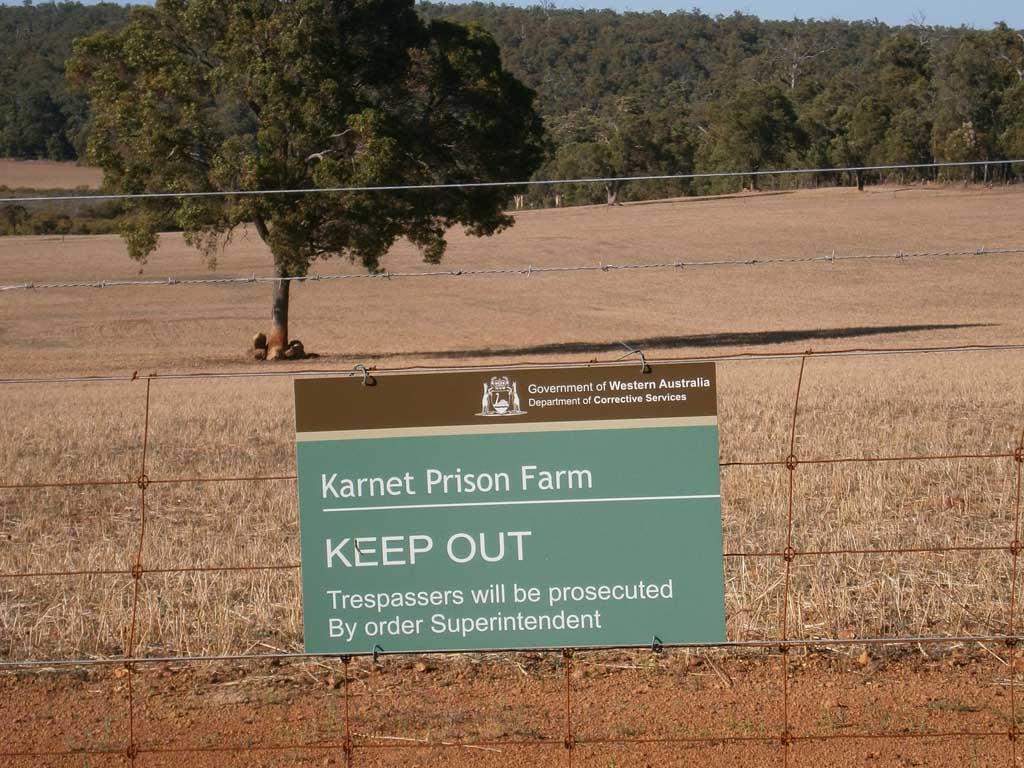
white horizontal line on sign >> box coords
[297,415,718,442]
[322,494,720,513]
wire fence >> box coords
[1,344,1023,766]
[1,244,1021,293]
[2,157,1022,204]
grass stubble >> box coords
[1,353,1021,661]
[1,183,1023,764]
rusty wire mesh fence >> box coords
[1,345,1023,766]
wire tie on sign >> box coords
[600,261,610,272]
[638,349,650,373]
[1010,539,1023,557]
[785,454,799,471]
[131,562,144,581]
[830,249,836,266]
[130,371,139,382]
[1014,445,1023,465]
[564,735,576,751]
[783,546,797,563]
[652,635,664,654]
[1007,636,1019,649]
[167,276,176,285]
[372,644,384,664]
[978,245,987,255]
[526,264,533,278]
[354,364,376,387]
[562,648,574,661]
[618,342,651,373]
[126,743,139,760]
[674,261,684,271]
[137,474,150,491]
[1010,724,1020,743]
[249,273,257,283]
[780,729,795,747]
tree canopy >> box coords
[3,3,1024,210]
[698,85,803,190]
[68,0,543,358]
[0,2,129,160]
[421,6,1024,194]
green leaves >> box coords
[0,2,131,159]
[539,100,695,205]
[997,82,1024,159]
[698,85,803,189]
[69,0,543,278]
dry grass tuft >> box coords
[0,159,102,190]
[2,186,1023,660]
[2,354,1021,660]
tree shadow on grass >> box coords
[623,190,796,207]
[351,323,993,361]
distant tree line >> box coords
[418,3,1024,203]
[0,197,127,236]
[2,2,1024,207]
[0,2,129,160]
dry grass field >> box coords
[3,179,1024,765]
[0,159,103,190]
[2,184,1024,376]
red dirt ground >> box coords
[5,184,1024,766]
[3,649,1018,767]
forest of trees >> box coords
[0,2,129,160]
[418,3,1024,201]
[2,1,1024,205]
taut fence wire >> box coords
[1,244,1021,293]
[1,341,1023,387]
[1,344,1023,765]
[1,157,1022,204]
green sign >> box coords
[294,362,725,654]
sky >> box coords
[4,1,1022,29]
[522,1,1023,27]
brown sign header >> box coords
[295,362,717,434]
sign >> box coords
[294,362,725,654]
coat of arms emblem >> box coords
[478,375,525,417]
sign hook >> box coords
[353,364,376,386]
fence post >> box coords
[1008,429,1024,762]
[125,375,152,766]
[779,353,808,766]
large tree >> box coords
[697,84,803,191]
[930,31,1012,179]
[68,0,543,359]
[541,98,695,206]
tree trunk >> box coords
[251,213,292,362]
[267,276,290,361]
[605,181,619,206]
[856,169,865,191]
[750,172,759,192]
